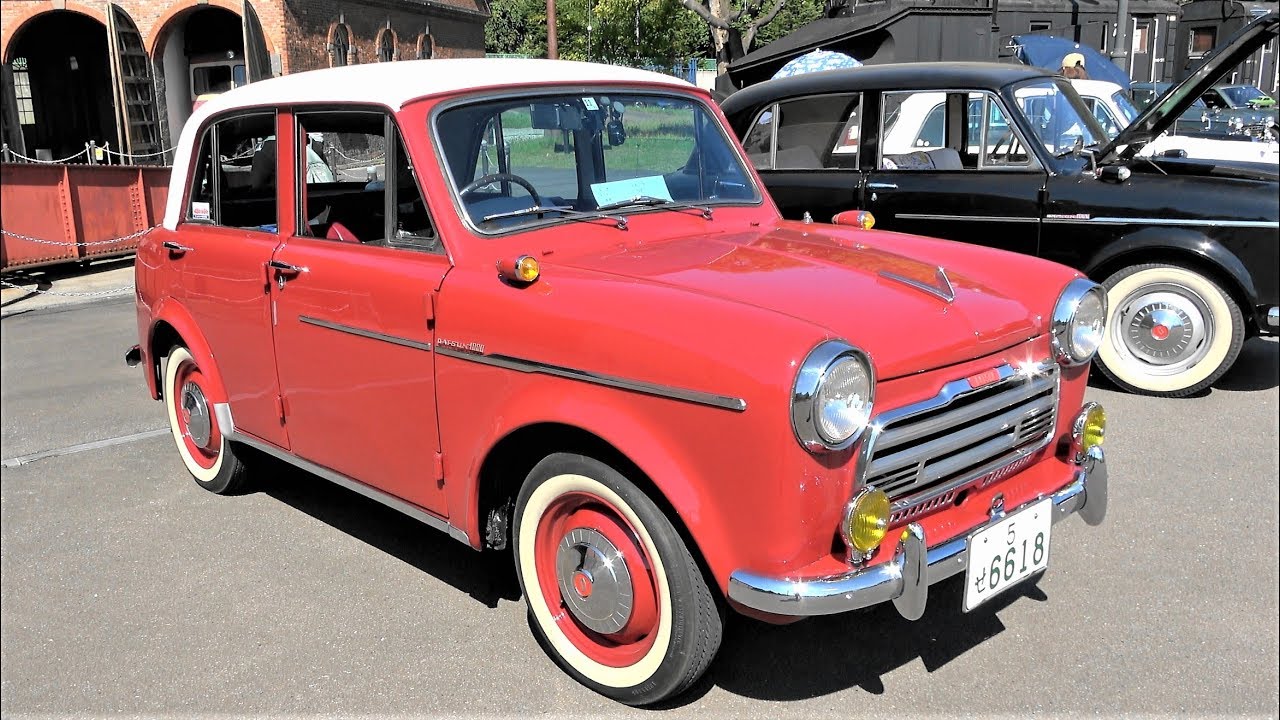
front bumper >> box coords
[727,446,1108,620]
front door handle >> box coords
[163,240,193,254]
[267,260,308,290]
[867,182,898,190]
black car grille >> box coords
[859,363,1059,524]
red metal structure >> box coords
[0,162,168,271]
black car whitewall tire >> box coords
[514,453,722,705]
[163,346,248,494]
[1097,264,1244,397]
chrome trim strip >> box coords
[228,430,471,545]
[212,402,236,436]
[894,213,1040,223]
[1042,216,1279,228]
[298,316,433,352]
[726,447,1106,617]
[434,346,748,412]
[879,266,956,303]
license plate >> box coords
[963,499,1052,611]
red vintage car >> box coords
[126,59,1109,705]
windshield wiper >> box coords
[597,195,713,220]
[480,204,628,229]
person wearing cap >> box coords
[1060,52,1089,79]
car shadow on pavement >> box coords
[1214,337,1278,392]
[250,453,522,609]
[664,576,1048,706]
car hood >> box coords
[1101,11,1279,162]
[560,224,1060,380]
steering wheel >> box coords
[459,172,542,206]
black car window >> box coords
[750,94,859,171]
[185,111,278,232]
[742,103,777,169]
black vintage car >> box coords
[721,12,1279,398]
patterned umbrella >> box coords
[772,49,862,79]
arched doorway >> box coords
[155,6,247,142]
[5,11,116,160]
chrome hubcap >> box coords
[1114,284,1212,375]
[555,527,633,634]
[180,381,212,449]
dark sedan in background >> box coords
[720,12,1279,398]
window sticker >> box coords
[191,201,211,220]
[590,176,673,207]
[582,97,599,111]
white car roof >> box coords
[1069,79,1124,97]
[163,59,697,229]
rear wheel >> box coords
[163,346,248,494]
[514,453,722,705]
[1096,263,1244,397]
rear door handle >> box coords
[268,259,308,275]
[163,240,193,254]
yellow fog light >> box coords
[498,255,541,284]
[1072,402,1106,458]
[844,486,890,558]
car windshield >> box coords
[1219,85,1273,107]
[1009,79,1104,156]
[1112,91,1140,124]
[434,92,758,232]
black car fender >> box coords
[1083,225,1259,308]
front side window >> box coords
[435,92,758,233]
[296,110,437,251]
[186,112,278,231]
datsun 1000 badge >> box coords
[127,58,1110,705]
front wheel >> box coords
[1096,263,1245,397]
[513,453,722,706]
[163,346,249,494]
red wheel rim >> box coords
[171,360,220,470]
[533,491,661,668]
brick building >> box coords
[0,0,488,162]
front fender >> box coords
[146,296,229,404]
[1084,226,1258,306]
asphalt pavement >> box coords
[2,298,1277,718]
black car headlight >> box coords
[792,341,875,452]
[1052,278,1107,366]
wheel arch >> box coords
[1084,228,1257,329]
[146,299,228,403]
[472,420,729,598]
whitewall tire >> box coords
[163,346,248,494]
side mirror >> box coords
[1095,164,1131,183]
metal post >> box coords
[547,0,558,59]
[1111,0,1130,72]
[87,141,96,165]
[2,143,10,163]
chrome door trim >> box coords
[894,213,1040,223]
[434,346,748,412]
[299,315,434,352]
[228,430,470,545]
[1042,216,1279,228]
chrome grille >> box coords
[859,362,1059,522]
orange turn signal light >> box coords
[832,210,876,230]
[498,255,541,284]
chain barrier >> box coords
[1,278,135,297]
[1,226,158,247]
[3,146,89,164]
[101,146,174,159]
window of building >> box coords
[1190,27,1216,57]
[1029,21,1051,33]
[417,32,435,59]
[377,28,397,62]
[295,110,438,251]
[329,23,352,67]
[186,112,278,231]
[11,57,35,125]
[1133,22,1150,54]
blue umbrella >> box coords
[772,49,862,79]
[1010,35,1131,89]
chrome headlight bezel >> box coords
[1051,278,1108,366]
[791,340,875,452]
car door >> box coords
[741,93,864,222]
[267,107,451,515]
[863,90,1044,258]
[172,110,289,449]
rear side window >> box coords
[744,94,861,171]
[186,112,278,232]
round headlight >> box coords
[844,486,890,557]
[792,341,875,452]
[1052,278,1108,366]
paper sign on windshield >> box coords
[590,176,673,207]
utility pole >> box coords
[547,0,559,59]
[1111,0,1129,72]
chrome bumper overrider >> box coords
[727,447,1108,620]
[1267,306,1279,330]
